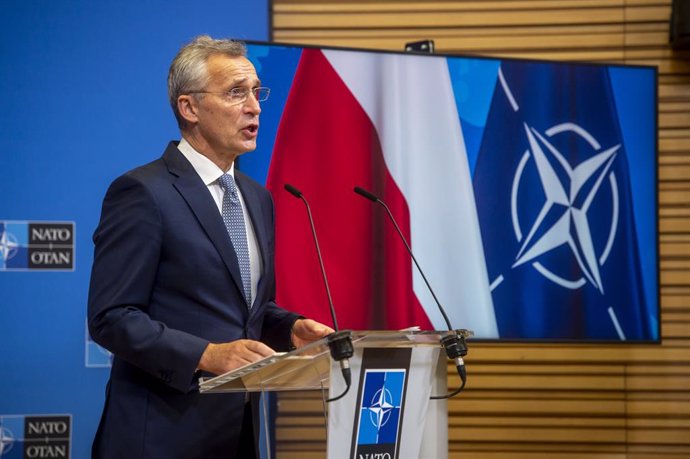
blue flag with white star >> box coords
[473,60,656,340]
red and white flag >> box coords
[266,48,498,337]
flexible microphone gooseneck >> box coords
[353,186,468,399]
[284,184,354,403]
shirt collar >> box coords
[177,138,235,186]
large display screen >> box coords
[241,41,659,342]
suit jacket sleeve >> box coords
[88,174,209,392]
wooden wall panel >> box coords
[271,0,690,457]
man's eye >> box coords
[228,88,248,98]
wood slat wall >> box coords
[271,0,690,457]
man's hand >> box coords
[198,340,275,376]
[291,318,334,349]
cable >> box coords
[430,356,467,400]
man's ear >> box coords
[177,94,199,125]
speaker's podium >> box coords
[199,329,472,459]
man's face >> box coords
[193,54,262,158]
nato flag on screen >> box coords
[473,61,653,340]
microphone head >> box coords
[284,183,303,198]
[353,186,379,202]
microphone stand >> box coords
[284,184,354,403]
[354,186,468,399]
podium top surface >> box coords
[198,329,472,394]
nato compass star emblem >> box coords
[493,67,621,300]
[367,386,395,431]
[0,426,14,456]
[511,121,620,294]
[0,229,19,263]
[490,66,636,341]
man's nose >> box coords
[244,92,262,114]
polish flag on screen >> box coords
[266,48,498,337]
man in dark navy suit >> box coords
[88,35,332,459]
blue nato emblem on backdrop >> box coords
[354,370,406,458]
[0,222,74,271]
[0,415,71,459]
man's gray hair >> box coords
[168,35,247,128]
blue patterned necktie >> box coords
[218,174,252,307]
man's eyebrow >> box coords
[230,76,261,86]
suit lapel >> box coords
[163,143,246,302]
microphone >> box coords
[285,185,339,330]
[284,184,354,403]
[353,186,468,399]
